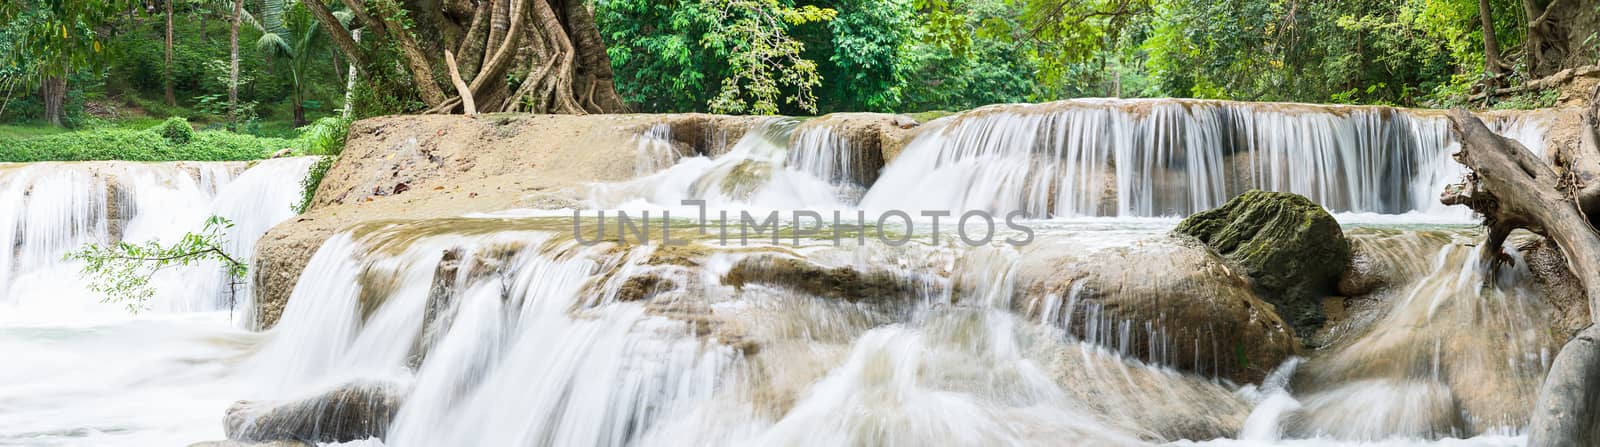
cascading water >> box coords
[861,100,1545,219]
[0,99,1574,447]
[0,158,316,445]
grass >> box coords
[0,122,72,140]
[0,115,351,163]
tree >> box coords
[66,216,248,313]
[166,0,177,107]
[303,0,630,115]
[0,0,128,126]
[254,0,336,126]
[703,0,837,114]
[1478,0,1507,81]
[229,0,241,129]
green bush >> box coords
[160,117,194,144]
[294,117,351,156]
[294,155,335,214]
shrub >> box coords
[294,117,352,156]
[294,155,335,214]
[160,117,194,144]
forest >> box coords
[2,0,1597,140]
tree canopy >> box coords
[1,0,1597,128]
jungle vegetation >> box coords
[1,0,1596,136]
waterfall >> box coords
[861,100,1546,218]
[589,119,854,211]
[0,158,317,322]
[3,99,1570,447]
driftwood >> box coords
[1443,85,1600,447]
[1470,63,1600,102]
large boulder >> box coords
[1528,326,1600,447]
[1175,190,1350,339]
[1017,236,1300,384]
[225,381,404,444]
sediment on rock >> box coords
[1017,236,1300,384]
[722,255,912,303]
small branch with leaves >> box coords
[66,216,248,313]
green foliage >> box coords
[0,0,128,85]
[703,0,838,114]
[160,116,195,144]
[295,155,335,214]
[0,119,289,162]
[805,0,916,112]
[294,116,351,156]
[66,215,247,313]
[1492,88,1561,110]
[288,116,350,213]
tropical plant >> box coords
[252,0,341,126]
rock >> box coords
[1017,236,1299,384]
[1528,325,1600,447]
[1521,238,1593,340]
[189,441,311,447]
[1175,190,1350,339]
[722,255,911,303]
[225,380,404,444]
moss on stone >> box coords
[1175,190,1350,339]
[722,256,909,303]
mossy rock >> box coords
[1175,190,1350,340]
[722,255,908,303]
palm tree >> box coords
[253,0,339,126]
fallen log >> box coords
[1442,86,1600,446]
[1469,63,1600,102]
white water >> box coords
[0,100,1571,447]
[861,100,1544,219]
[0,158,315,445]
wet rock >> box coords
[1337,252,1386,297]
[1175,190,1350,339]
[1520,238,1592,340]
[189,441,311,447]
[722,255,911,303]
[616,273,677,302]
[225,380,404,444]
[1528,325,1600,447]
[1018,236,1299,384]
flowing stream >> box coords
[0,100,1569,446]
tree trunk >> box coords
[307,0,370,74]
[341,0,449,106]
[306,0,626,115]
[1522,0,1570,78]
[1479,0,1506,79]
[41,76,67,127]
[229,0,241,130]
[343,29,362,119]
[165,0,176,107]
[1444,86,1600,445]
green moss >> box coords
[1176,190,1351,339]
